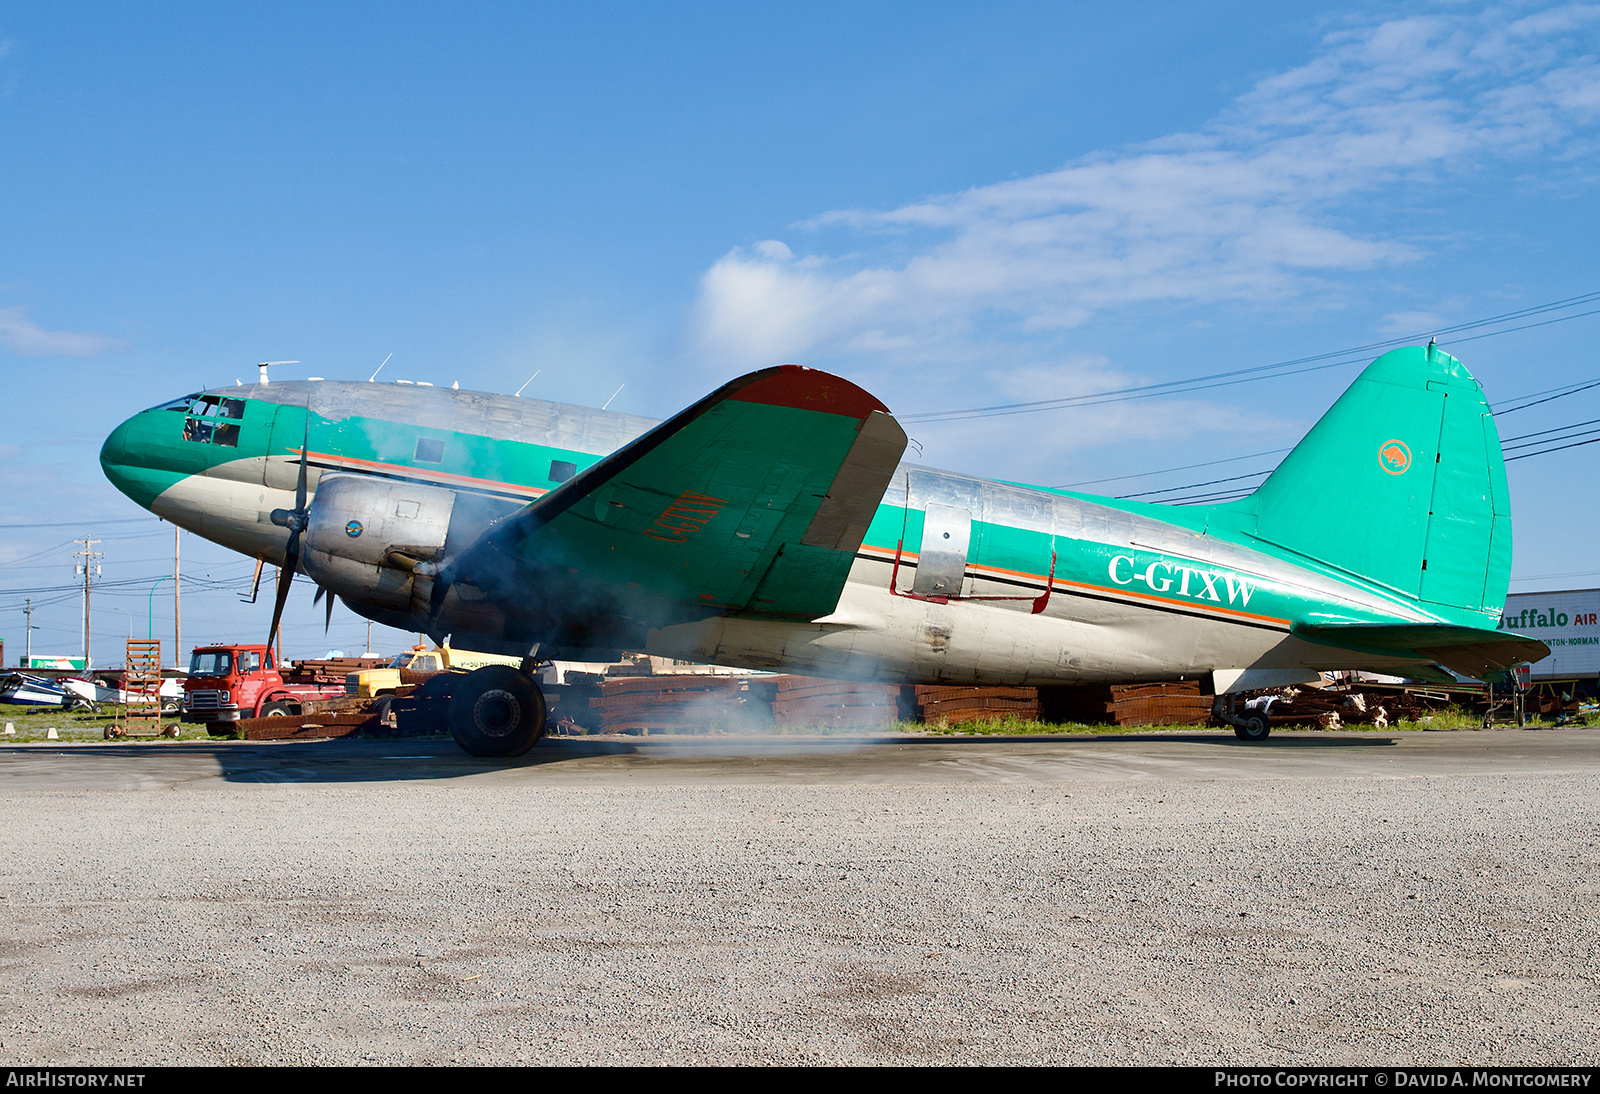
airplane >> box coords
[99,345,1548,756]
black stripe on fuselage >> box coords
[853,552,1290,634]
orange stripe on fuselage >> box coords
[857,543,1291,628]
[296,449,551,499]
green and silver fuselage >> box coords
[99,362,1514,686]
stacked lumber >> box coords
[588,675,772,734]
[915,685,1040,724]
[770,677,905,728]
[234,712,377,740]
[285,657,387,685]
[1103,682,1214,726]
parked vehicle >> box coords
[0,672,68,706]
[180,645,348,729]
[60,676,183,714]
[345,643,523,699]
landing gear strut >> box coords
[448,665,548,757]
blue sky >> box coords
[2,2,1598,667]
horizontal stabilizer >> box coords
[1293,622,1549,679]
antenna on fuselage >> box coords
[514,370,541,397]
[257,361,299,385]
[369,353,393,382]
[602,384,624,410]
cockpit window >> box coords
[180,395,245,448]
[189,395,245,419]
[148,393,202,413]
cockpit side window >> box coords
[188,395,245,419]
[180,395,244,447]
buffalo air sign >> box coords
[1500,589,1600,678]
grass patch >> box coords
[923,715,1213,736]
[0,706,198,744]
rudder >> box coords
[1219,345,1509,621]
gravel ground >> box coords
[1,731,1597,1066]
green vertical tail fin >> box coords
[1220,345,1511,621]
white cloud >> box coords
[692,6,1600,371]
[0,306,125,357]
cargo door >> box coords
[914,504,972,597]
[906,470,981,598]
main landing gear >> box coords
[448,665,548,758]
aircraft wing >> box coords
[432,365,906,648]
[1292,622,1550,679]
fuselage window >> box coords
[415,438,445,464]
[549,459,577,483]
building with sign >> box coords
[1501,589,1600,680]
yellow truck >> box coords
[345,644,524,702]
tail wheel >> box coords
[448,665,547,758]
[1234,711,1271,741]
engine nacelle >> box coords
[301,474,456,610]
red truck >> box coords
[180,644,349,729]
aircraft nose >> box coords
[100,415,132,487]
[100,410,178,510]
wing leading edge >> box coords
[431,365,906,651]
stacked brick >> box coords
[1099,682,1214,725]
[587,675,772,734]
[769,677,906,729]
[914,685,1041,724]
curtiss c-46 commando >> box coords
[100,346,1547,755]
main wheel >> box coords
[448,665,547,758]
[1234,711,1271,741]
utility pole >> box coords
[24,598,35,665]
[73,539,102,668]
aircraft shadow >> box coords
[2,729,1402,787]
[47,727,1397,786]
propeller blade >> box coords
[267,529,300,653]
[323,589,335,634]
[313,585,325,605]
[293,411,310,513]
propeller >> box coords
[313,585,335,634]
[267,412,312,651]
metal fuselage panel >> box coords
[101,381,1455,685]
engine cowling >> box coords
[300,474,456,611]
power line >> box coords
[1056,448,1290,489]
[900,290,1600,424]
[1116,468,1272,500]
